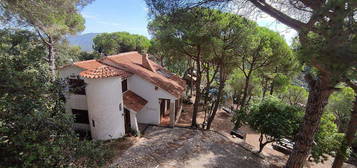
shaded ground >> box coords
[105,98,355,168]
[176,103,356,168]
[110,126,269,168]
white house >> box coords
[59,51,186,140]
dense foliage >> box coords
[0,29,111,167]
[310,112,344,163]
[149,7,295,129]
[245,96,344,161]
[0,0,91,77]
[247,97,303,153]
[325,86,355,132]
[146,0,357,167]
[93,31,151,55]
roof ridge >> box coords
[106,51,139,58]
[73,59,98,64]
[97,58,129,72]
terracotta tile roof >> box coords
[63,51,186,98]
[79,65,132,79]
[123,90,148,112]
[105,52,186,98]
[74,60,104,70]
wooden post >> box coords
[170,102,175,127]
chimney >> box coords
[142,54,156,72]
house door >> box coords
[160,99,166,118]
[124,108,131,134]
[159,99,170,125]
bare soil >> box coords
[106,101,355,168]
[109,126,269,168]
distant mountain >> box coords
[66,33,99,52]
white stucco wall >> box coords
[65,94,89,130]
[127,75,176,125]
[129,110,139,134]
[68,94,87,110]
[85,77,125,140]
[60,66,86,114]
[59,66,91,130]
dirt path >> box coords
[110,126,269,168]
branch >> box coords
[36,29,51,46]
[248,0,306,31]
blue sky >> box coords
[81,0,150,36]
[81,0,296,44]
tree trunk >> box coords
[203,65,211,105]
[192,59,202,128]
[233,72,251,130]
[47,37,56,81]
[270,67,278,95]
[240,72,251,109]
[262,83,267,99]
[258,134,272,153]
[332,84,357,168]
[269,80,274,95]
[285,73,334,168]
[206,65,225,130]
[37,32,56,80]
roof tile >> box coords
[79,65,132,79]
[106,52,186,98]
[123,90,148,112]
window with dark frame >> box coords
[122,79,127,92]
[72,109,89,124]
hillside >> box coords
[66,33,98,52]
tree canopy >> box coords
[0,0,91,78]
[145,0,357,166]
[248,96,303,153]
[93,32,151,55]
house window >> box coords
[155,86,158,90]
[68,77,86,95]
[122,79,127,92]
[72,109,89,124]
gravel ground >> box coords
[110,126,269,168]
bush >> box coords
[310,112,344,163]
[247,96,303,153]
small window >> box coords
[122,79,127,92]
[92,120,95,127]
[155,86,158,90]
[72,109,89,124]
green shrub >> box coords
[247,96,303,153]
[0,29,112,168]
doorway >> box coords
[159,99,170,126]
[124,108,131,134]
